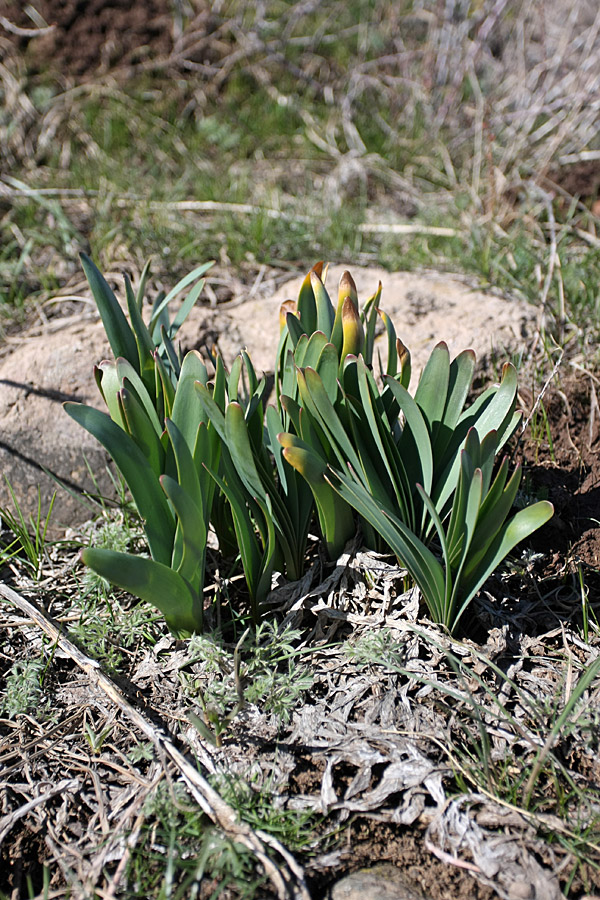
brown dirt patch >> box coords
[307,822,496,900]
[0,0,176,77]
[520,368,600,591]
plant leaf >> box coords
[81,547,201,636]
[80,253,139,367]
[64,402,174,564]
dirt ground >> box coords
[521,370,600,592]
[0,0,176,76]
[1,361,599,900]
[1,2,600,898]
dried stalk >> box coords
[0,582,311,900]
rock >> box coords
[198,266,535,377]
[0,266,536,536]
[0,314,115,537]
[327,864,431,900]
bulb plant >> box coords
[66,255,553,637]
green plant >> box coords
[328,424,553,632]
[134,782,267,899]
[65,256,219,636]
[277,271,553,633]
[195,351,314,617]
[275,263,409,557]
[0,480,56,579]
[67,257,553,638]
[1,659,45,718]
[183,623,313,745]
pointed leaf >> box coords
[149,261,214,331]
[414,341,450,432]
[170,350,210,450]
[64,402,174,564]
[160,474,206,588]
[120,388,165,477]
[80,253,139,367]
[81,547,201,636]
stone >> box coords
[327,864,431,900]
[0,314,115,537]
[0,266,536,535]
[197,266,535,377]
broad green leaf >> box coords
[80,253,139,367]
[315,342,339,403]
[81,548,201,636]
[117,359,163,435]
[455,501,554,627]
[225,402,267,504]
[160,474,206,588]
[193,421,220,512]
[165,419,204,520]
[170,350,209,451]
[414,341,450,432]
[445,448,476,564]
[280,434,354,559]
[195,382,227,443]
[347,363,408,517]
[285,310,307,347]
[296,264,320,335]
[432,349,476,460]
[298,368,363,475]
[204,463,263,605]
[97,361,126,428]
[212,352,228,412]
[242,350,259,396]
[280,393,302,436]
[462,463,522,579]
[124,274,155,379]
[383,378,433,501]
[154,351,176,417]
[64,402,174,565]
[119,388,165,478]
[443,350,476,430]
[459,362,518,438]
[449,466,484,608]
[228,355,243,403]
[302,331,328,370]
[266,404,289,492]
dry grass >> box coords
[2,2,600,898]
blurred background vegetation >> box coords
[1,0,600,355]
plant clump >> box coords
[65,256,553,637]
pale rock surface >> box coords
[0,267,536,533]
[199,266,535,376]
[327,864,431,900]
[0,315,113,535]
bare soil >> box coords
[0,0,176,76]
[520,370,600,596]
[2,361,600,900]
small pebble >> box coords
[508,881,534,900]
[328,864,431,900]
